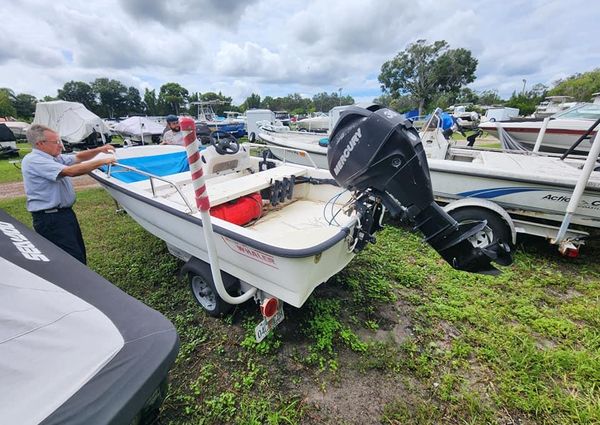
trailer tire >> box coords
[248,132,256,143]
[189,270,234,317]
[449,207,513,249]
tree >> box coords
[186,92,201,116]
[200,92,232,115]
[13,94,37,120]
[57,81,97,111]
[478,90,504,106]
[0,91,16,117]
[143,88,160,115]
[124,87,145,115]
[548,69,600,101]
[159,82,189,115]
[378,39,478,115]
[312,92,353,113]
[260,96,275,110]
[91,78,129,118]
[505,87,546,116]
[242,93,261,111]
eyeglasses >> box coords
[43,139,63,145]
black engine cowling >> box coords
[328,105,512,275]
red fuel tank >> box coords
[210,192,262,226]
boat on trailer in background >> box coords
[190,100,246,138]
[91,115,510,340]
[421,109,600,256]
[479,102,600,154]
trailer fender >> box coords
[179,256,238,291]
[443,198,517,245]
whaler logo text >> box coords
[0,221,49,261]
[333,128,362,175]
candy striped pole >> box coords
[179,117,256,304]
[180,117,210,211]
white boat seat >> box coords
[205,165,308,206]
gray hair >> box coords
[26,124,56,147]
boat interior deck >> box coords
[116,157,353,249]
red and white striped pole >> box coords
[179,117,256,304]
[180,117,210,212]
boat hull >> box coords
[428,162,600,229]
[479,120,597,154]
[258,131,328,169]
[95,177,356,308]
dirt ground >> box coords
[0,175,99,199]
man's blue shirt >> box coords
[21,149,76,212]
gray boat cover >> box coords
[0,209,179,425]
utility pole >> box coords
[522,79,527,95]
[338,88,343,106]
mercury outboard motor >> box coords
[328,105,512,274]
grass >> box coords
[0,142,30,183]
[1,189,599,424]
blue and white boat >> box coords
[191,101,246,138]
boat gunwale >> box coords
[427,159,600,191]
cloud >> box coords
[119,0,259,26]
[214,42,345,86]
[0,43,64,67]
[0,0,599,104]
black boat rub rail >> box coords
[90,173,351,258]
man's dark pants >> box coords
[32,208,87,264]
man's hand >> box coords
[101,156,116,166]
[96,144,116,154]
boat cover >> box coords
[0,120,29,138]
[32,101,110,144]
[100,150,190,183]
[113,116,165,136]
[0,123,16,142]
[0,209,179,425]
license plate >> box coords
[254,304,285,342]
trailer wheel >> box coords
[189,271,233,317]
[248,132,256,143]
[449,207,512,249]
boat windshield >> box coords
[552,103,600,120]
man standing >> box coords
[160,115,184,145]
[21,124,115,264]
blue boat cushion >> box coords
[318,137,329,147]
[100,151,190,183]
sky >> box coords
[1,0,599,106]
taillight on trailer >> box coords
[260,297,279,318]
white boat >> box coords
[113,116,166,145]
[296,112,329,132]
[257,127,328,168]
[32,100,111,150]
[421,110,600,253]
[91,117,510,337]
[257,105,358,167]
[479,102,600,154]
[0,119,29,138]
[223,111,246,124]
[533,96,577,118]
[190,101,246,138]
[92,143,362,313]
